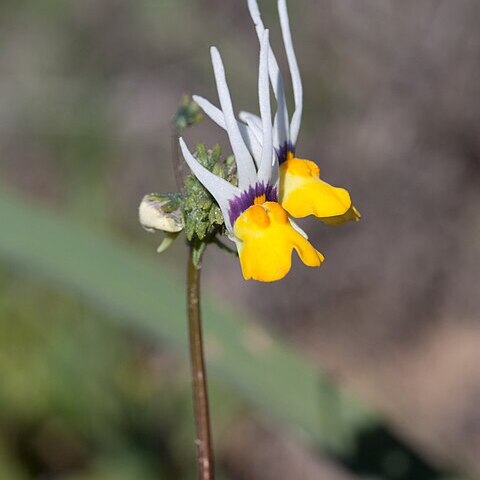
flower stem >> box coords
[171,125,184,192]
[187,246,215,480]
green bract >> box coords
[183,144,236,242]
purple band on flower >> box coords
[228,182,278,225]
[276,141,296,164]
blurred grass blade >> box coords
[0,189,373,453]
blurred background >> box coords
[1,0,479,479]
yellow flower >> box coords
[279,155,361,224]
[180,30,323,282]
[240,0,360,225]
[234,201,324,282]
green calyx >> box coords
[183,144,236,243]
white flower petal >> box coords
[289,219,308,238]
[241,124,264,169]
[179,137,239,232]
[247,0,290,148]
[192,95,225,128]
[278,0,303,146]
[210,47,257,190]
[239,111,263,143]
[193,95,263,168]
[257,30,275,184]
[240,111,278,186]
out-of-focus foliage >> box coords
[0,270,197,479]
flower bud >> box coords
[139,193,184,233]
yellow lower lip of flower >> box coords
[279,157,360,223]
[233,201,324,282]
[321,205,361,225]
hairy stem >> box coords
[187,247,215,480]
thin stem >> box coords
[187,247,215,480]
[171,125,185,191]
[171,99,214,478]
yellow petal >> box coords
[279,157,361,223]
[321,205,362,225]
[233,201,324,282]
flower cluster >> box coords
[179,0,359,282]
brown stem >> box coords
[187,247,215,480]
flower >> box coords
[203,0,360,225]
[180,31,324,282]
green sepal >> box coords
[183,144,232,243]
[191,239,207,269]
[157,232,181,254]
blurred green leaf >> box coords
[0,440,27,480]
[0,189,374,455]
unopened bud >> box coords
[139,193,184,233]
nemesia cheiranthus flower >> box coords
[180,31,324,282]
[248,0,361,223]
[201,0,360,225]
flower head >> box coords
[180,31,323,282]
[240,0,361,224]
